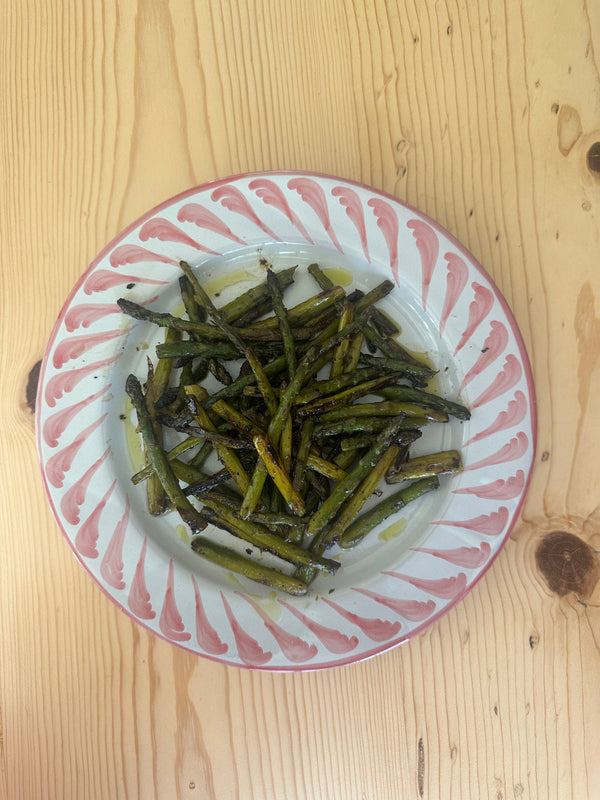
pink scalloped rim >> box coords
[35,171,537,671]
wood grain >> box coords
[1,0,600,797]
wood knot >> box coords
[26,360,42,413]
[535,531,599,598]
[587,142,600,175]
[557,105,582,156]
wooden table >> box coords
[2,1,599,797]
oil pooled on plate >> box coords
[378,518,408,542]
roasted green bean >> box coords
[121,262,469,595]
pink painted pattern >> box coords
[192,576,228,655]
[53,330,125,368]
[177,202,246,244]
[221,592,272,666]
[36,173,536,669]
[139,217,220,256]
[46,414,107,488]
[332,186,370,262]
[439,253,469,336]
[367,198,399,283]
[453,470,526,500]
[44,356,119,407]
[459,321,509,393]
[100,496,130,590]
[288,177,342,252]
[64,295,159,332]
[43,385,110,447]
[128,538,156,620]
[412,542,491,569]
[64,303,120,332]
[352,588,436,621]
[74,480,116,559]
[464,391,528,447]
[83,270,169,295]
[471,355,523,408]
[278,599,359,654]
[406,219,439,310]
[159,561,192,642]
[454,283,495,355]
[211,185,280,241]
[249,178,314,243]
[60,447,110,525]
[382,571,468,600]
[109,243,179,268]
[236,592,318,663]
[464,432,529,472]
[434,507,509,537]
[322,597,401,642]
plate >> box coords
[36,171,536,670]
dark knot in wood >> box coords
[26,359,42,413]
[587,142,600,175]
[535,531,599,598]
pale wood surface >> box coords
[1,1,600,798]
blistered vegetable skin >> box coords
[120,264,468,594]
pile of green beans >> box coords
[121,262,469,596]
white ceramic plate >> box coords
[36,172,536,670]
